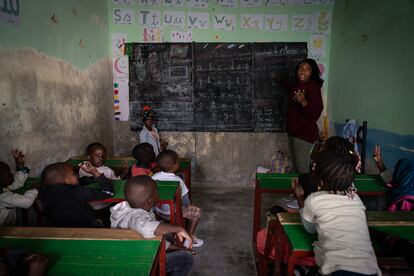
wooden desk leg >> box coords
[287,256,296,276]
[169,201,175,226]
[253,179,262,245]
[186,163,191,197]
[175,188,184,227]
[159,237,166,276]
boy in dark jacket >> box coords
[39,162,114,227]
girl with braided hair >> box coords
[292,151,381,276]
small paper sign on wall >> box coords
[112,56,129,79]
[171,31,193,42]
[113,78,129,121]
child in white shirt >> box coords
[0,149,38,226]
[78,142,128,180]
[152,150,203,247]
[292,151,381,276]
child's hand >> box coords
[119,160,129,179]
[373,145,386,172]
[291,178,304,199]
[79,161,100,177]
[160,137,168,151]
[25,253,49,276]
[12,149,25,169]
[177,227,192,249]
[182,205,201,220]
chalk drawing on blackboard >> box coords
[169,66,188,78]
[148,52,161,82]
[169,44,189,59]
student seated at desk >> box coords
[110,176,193,276]
[78,142,129,180]
[152,150,203,248]
[0,149,38,226]
[131,143,157,177]
[292,151,381,276]
[39,162,114,227]
[373,145,414,211]
[139,107,168,157]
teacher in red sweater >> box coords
[283,58,324,173]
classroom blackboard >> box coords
[129,42,307,132]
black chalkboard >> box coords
[129,42,307,132]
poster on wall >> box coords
[112,56,129,79]
[309,34,326,59]
[138,0,162,7]
[187,12,209,29]
[112,33,127,56]
[113,78,130,121]
[163,11,186,28]
[171,30,193,42]
[113,8,134,24]
[315,10,331,34]
[163,0,186,8]
[187,0,209,8]
[0,0,21,25]
[142,28,164,42]
[113,0,134,5]
[139,10,162,28]
[240,14,264,31]
[240,0,263,7]
[213,14,236,31]
[217,0,238,8]
[264,15,288,32]
[291,15,315,32]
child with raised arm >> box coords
[0,149,38,226]
[292,151,380,276]
[78,143,129,180]
[152,150,203,247]
[110,176,193,276]
[39,162,114,227]
[373,145,414,211]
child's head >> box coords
[295,58,323,86]
[124,175,159,210]
[132,143,156,167]
[41,162,78,186]
[311,136,355,162]
[142,109,155,130]
[157,150,179,173]
[312,151,358,192]
[0,161,14,188]
[86,143,107,167]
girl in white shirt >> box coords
[292,151,381,276]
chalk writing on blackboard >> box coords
[128,42,307,132]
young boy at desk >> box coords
[152,150,203,247]
[110,176,194,276]
[39,162,114,227]
[0,149,38,226]
[78,142,128,179]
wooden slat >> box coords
[0,226,161,241]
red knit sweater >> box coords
[285,80,323,144]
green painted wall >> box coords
[328,0,414,136]
[0,0,109,69]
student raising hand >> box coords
[12,149,25,170]
[373,145,386,173]
[291,177,305,209]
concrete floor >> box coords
[189,187,258,276]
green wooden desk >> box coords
[0,227,165,276]
[253,173,386,247]
[275,212,414,276]
[87,180,184,227]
